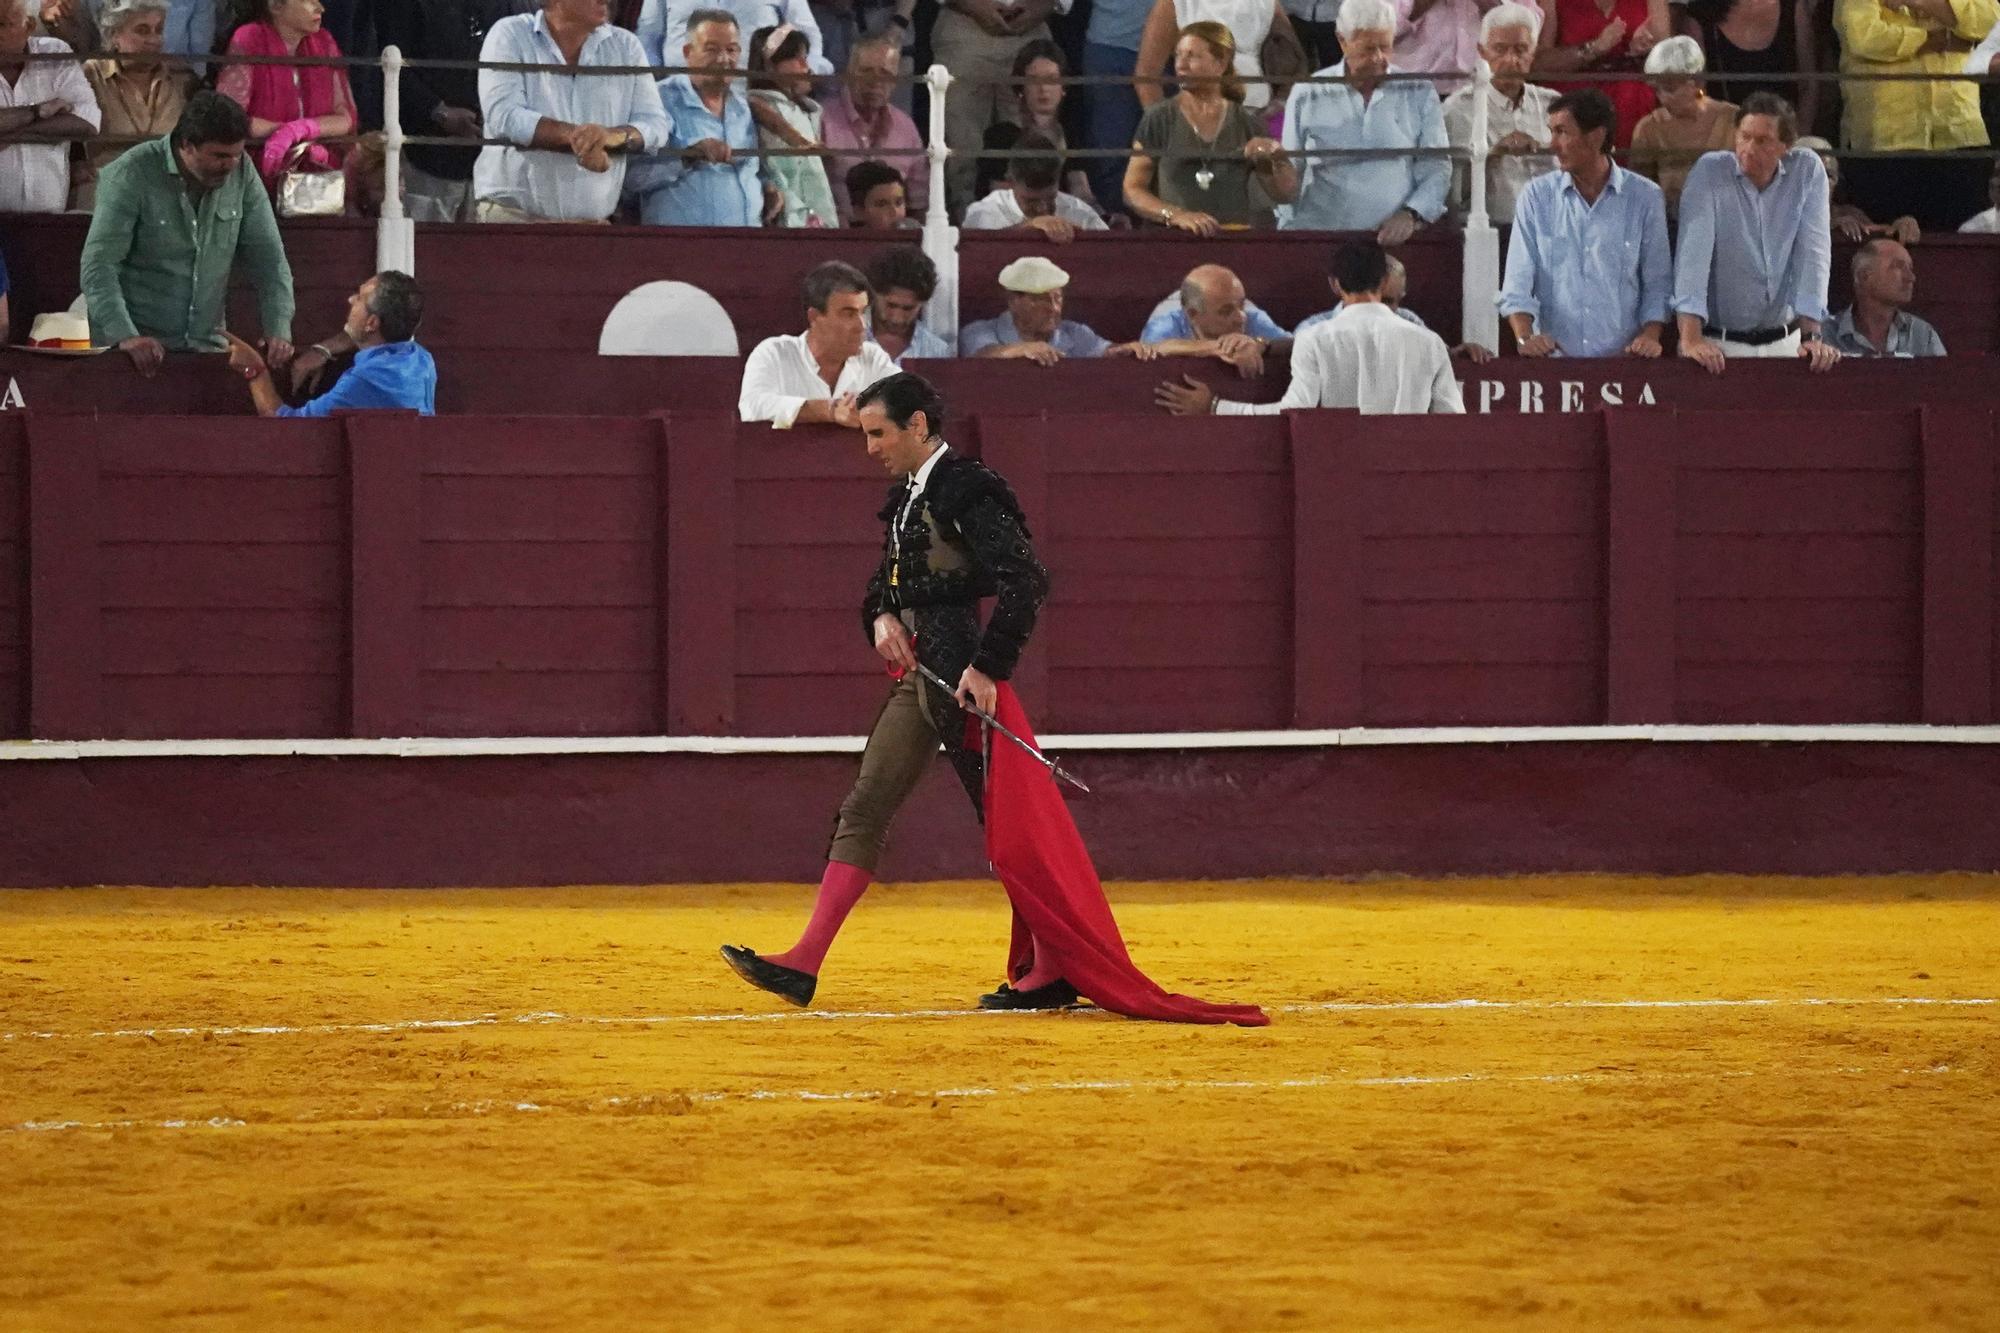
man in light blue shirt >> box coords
[1138,264,1291,380]
[1673,92,1840,373]
[636,0,832,73]
[962,256,1137,363]
[474,0,674,222]
[1274,0,1450,240]
[628,10,768,226]
[225,272,438,418]
[1499,88,1671,359]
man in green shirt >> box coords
[79,90,295,376]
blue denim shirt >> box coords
[629,75,763,227]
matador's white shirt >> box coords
[1218,301,1464,416]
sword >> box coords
[910,661,1091,794]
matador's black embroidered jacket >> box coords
[859,449,1052,682]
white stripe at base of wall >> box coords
[5,723,2000,761]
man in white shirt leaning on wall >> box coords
[740,261,899,427]
[1155,241,1464,416]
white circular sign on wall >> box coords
[598,281,740,357]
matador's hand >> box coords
[873,613,916,675]
[954,665,997,717]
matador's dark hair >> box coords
[856,372,946,439]
[1328,240,1389,297]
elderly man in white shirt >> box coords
[1156,241,1464,415]
[0,0,101,213]
[475,0,674,222]
[1441,3,1555,223]
[1272,0,1450,242]
[740,260,899,427]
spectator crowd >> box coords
[2,0,1998,229]
[0,0,1981,408]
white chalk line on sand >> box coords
[1,995,1993,1045]
[3,1062,1961,1136]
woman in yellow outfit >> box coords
[1835,0,1998,224]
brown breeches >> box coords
[827,674,984,872]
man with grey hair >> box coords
[0,0,101,212]
[226,272,437,417]
[636,0,832,73]
[1272,0,1449,242]
[740,261,897,426]
[1137,264,1294,378]
[1824,239,1946,358]
[1394,0,1544,93]
[32,0,212,69]
[474,0,674,222]
[1441,2,1555,223]
[628,9,774,225]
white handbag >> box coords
[276,140,346,218]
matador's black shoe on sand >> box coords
[720,945,816,1007]
[978,979,1082,1011]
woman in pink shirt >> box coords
[217,0,356,185]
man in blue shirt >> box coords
[1673,93,1840,374]
[1138,264,1292,380]
[1499,89,1672,360]
[226,272,437,417]
[627,10,773,227]
[1273,0,1450,240]
[961,256,1141,364]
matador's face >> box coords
[860,405,935,477]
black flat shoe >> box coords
[720,945,816,1007]
[978,979,1081,1011]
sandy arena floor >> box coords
[2,877,1996,1330]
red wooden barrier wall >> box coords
[0,406,1993,741]
[7,213,2000,356]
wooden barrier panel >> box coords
[0,407,1993,741]
[12,346,2000,422]
[1675,412,1924,723]
[1353,414,1607,726]
[0,416,25,738]
[10,211,2000,358]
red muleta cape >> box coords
[979,685,1269,1028]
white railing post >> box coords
[1460,56,1499,354]
[921,63,959,353]
[376,45,417,276]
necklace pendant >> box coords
[1195,166,1215,190]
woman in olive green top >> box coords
[1124,21,1295,234]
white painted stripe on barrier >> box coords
[6,722,2000,761]
[3,995,1990,1044]
[2,1062,1959,1135]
